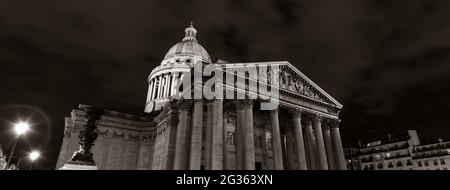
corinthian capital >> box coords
[313,114,322,122]
[288,108,302,118]
[234,99,253,110]
[330,119,341,129]
[270,108,279,115]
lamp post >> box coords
[5,121,30,170]
[28,150,40,170]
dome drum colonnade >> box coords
[145,22,211,113]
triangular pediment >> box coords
[218,61,343,109]
[279,62,343,108]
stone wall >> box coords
[56,108,156,170]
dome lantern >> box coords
[183,21,197,42]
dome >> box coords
[163,22,211,63]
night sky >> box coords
[1,0,450,169]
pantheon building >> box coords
[56,23,347,170]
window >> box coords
[226,131,235,145]
[418,161,422,167]
[396,161,403,167]
[375,154,381,160]
[407,160,413,166]
[424,160,429,166]
[434,159,438,166]
[441,158,446,165]
[444,167,448,170]
[377,163,384,169]
[386,153,391,158]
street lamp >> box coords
[5,121,30,170]
[28,150,40,170]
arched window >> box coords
[377,163,384,169]
[396,161,403,167]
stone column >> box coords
[151,78,157,100]
[157,75,164,99]
[222,109,228,170]
[331,120,347,170]
[261,126,269,170]
[164,74,170,98]
[313,115,328,170]
[305,118,317,170]
[235,100,255,170]
[210,100,224,170]
[204,101,214,170]
[290,109,307,170]
[189,100,203,170]
[171,72,178,96]
[270,109,284,170]
[162,74,168,98]
[323,123,336,170]
[173,100,192,170]
[158,75,166,98]
[286,131,296,169]
[280,133,287,169]
[243,100,255,170]
[167,74,172,97]
[235,102,245,170]
[163,74,169,97]
[147,80,154,102]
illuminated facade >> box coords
[56,24,346,170]
[345,130,450,170]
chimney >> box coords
[407,130,421,146]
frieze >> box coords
[112,131,125,138]
[97,130,109,137]
[129,134,141,140]
[279,66,326,103]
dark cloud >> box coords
[1,0,450,168]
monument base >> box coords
[60,161,98,170]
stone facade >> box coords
[56,23,346,170]
[345,130,450,170]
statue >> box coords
[68,106,104,166]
